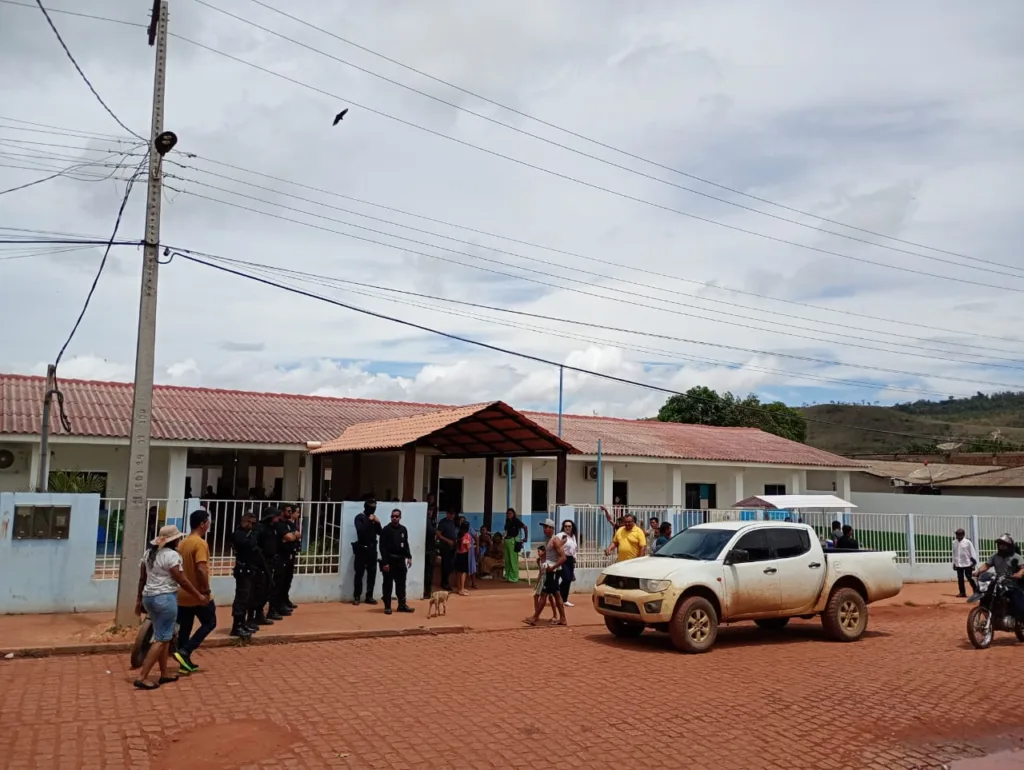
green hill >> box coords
[799,392,1024,455]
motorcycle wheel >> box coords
[129,619,179,669]
[129,619,154,669]
[967,606,993,650]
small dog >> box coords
[428,590,450,618]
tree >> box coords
[657,387,808,443]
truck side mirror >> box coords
[724,548,749,566]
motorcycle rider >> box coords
[974,534,1024,617]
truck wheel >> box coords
[821,587,867,642]
[669,596,718,654]
[604,617,645,638]
[754,618,790,631]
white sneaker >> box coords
[564,601,574,607]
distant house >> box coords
[810,460,1024,498]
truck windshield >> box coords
[653,529,734,561]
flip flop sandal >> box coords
[522,617,537,626]
[158,676,179,684]
[133,680,160,690]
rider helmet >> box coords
[996,533,1015,547]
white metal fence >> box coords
[559,503,1024,569]
[94,499,342,580]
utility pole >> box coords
[114,0,169,627]
[35,364,57,492]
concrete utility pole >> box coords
[35,364,57,492]
[114,0,169,627]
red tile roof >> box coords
[0,373,446,445]
[0,373,858,467]
[312,402,578,456]
[523,411,859,467]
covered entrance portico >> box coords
[308,402,578,530]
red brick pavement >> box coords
[2,603,1023,770]
[0,581,963,655]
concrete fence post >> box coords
[971,515,981,549]
[906,513,916,566]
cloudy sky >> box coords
[1,0,1022,419]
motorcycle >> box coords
[129,614,179,669]
[966,572,1024,649]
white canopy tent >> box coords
[732,494,856,510]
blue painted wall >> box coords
[0,493,114,613]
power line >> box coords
[164,159,1024,358]
[160,236,1023,392]
[176,248,987,401]
[0,114,135,141]
[164,182,1024,381]
[0,245,98,261]
[171,151,1024,348]
[167,248,999,446]
[164,33,1024,292]
[54,155,147,367]
[0,0,145,29]
[238,0,1002,272]
[29,1,145,141]
[197,0,1022,278]
[9,0,1024,286]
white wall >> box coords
[850,491,1024,517]
[438,457,814,514]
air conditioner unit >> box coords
[497,459,516,479]
[583,465,599,481]
[0,447,27,474]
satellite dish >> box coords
[0,449,14,470]
[936,442,962,452]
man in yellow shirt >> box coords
[605,514,647,562]
[174,509,216,674]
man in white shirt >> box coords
[952,528,979,598]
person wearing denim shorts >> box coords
[133,524,207,690]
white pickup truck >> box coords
[593,521,903,653]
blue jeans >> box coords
[142,592,178,642]
[177,600,217,655]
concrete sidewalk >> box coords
[0,581,965,658]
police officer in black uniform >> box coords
[277,504,301,611]
[254,505,282,623]
[379,508,414,615]
[229,510,261,638]
[272,504,301,615]
[352,498,382,605]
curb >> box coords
[0,624,468,660]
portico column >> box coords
[483,457,495,530]
[165,447,188,526]
[731,469,745,508]
[301,454,313,501]
[601,463,614,506]
[282,451,300,501]
[519,458,534,515]
[666,465,682,507]
[790,469,806,496]
[837,470,852,502]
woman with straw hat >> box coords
[133,524,207,690]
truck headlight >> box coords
[596,574,607,586]
[640,579,671,593]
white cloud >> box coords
[1,0,1022,422]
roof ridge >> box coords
[0,372,450,410]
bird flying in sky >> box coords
[333,108,349,125]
